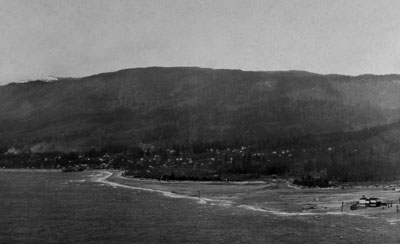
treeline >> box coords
[2,124,400,184]
[326,148,399,182]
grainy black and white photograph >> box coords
[1,0,400,243]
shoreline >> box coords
[4,169,400,222]
[99,170,397,219]
[2,168,400,188]
[120,172,276,185]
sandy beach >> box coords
[95,171,400,222]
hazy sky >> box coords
[1,0,400,84]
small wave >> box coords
[210,202,233,207]
[237,205,318,216]
[387,218,400,225]
[286,183,302,190]
[237,204,375,218]
[197,199,207,204]
[69,179,86,183]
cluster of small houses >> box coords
[2,144,354,182]
[350,195,393,210]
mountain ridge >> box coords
[6,66,398,88]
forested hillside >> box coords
[1,67,400,153]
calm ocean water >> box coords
[1,170,399,244]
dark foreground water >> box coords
[0,170,399,244]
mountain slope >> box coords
[1,67,400,152]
